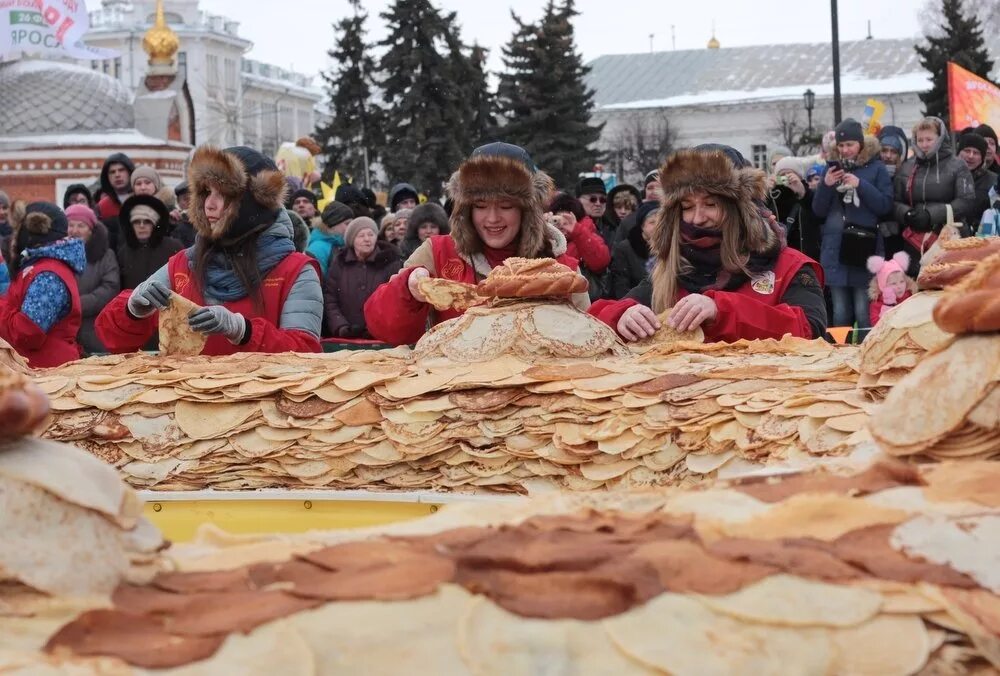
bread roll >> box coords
[477,257,588,298]
[932,252,1000,334]
[919,237,1000,289]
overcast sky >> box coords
[198,0,926,81]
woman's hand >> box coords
[617,304,661,341]
[407,267,430,303]
[824,168,844,187]
[557,211,577,236]
[785,173,806,198]
[668,294,718,332]
[840,173,860,189]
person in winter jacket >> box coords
[285,209,310,253]
[812,119,894,332]
[769,157,823,262]
[364,142,589,346]
[96,153,135,221]
[171,180,197,249]
[400,202,449,260]
[116,195,184,291]
[591,146,827,343]
[0,202,85,367]
[956,132,998,227]
[66,205,119,355]
[878,126,909,178]
[867,252,915,326]
[288,188,319,222]
[324,217,403,338]
[308,201,352,277]
[892,117,976,270]
[388,182,419,212]
[609,200,658,300]
[379,213,398,244]
[63,184,94,209]
[0,190,10,238]
[96,145,324,356]
[604,183,642,251]
[548,192,611,301]
[973,124,998,171]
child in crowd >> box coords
[867,252,915,325]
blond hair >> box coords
[912,118,940,138]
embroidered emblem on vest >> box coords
[174,272,191,294]
[440,259,465,281]
[750,271,776,295]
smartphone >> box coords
[827,160,843,172]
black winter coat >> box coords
[323,241,403,337]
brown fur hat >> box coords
[187,145,287,243]
[650,148,778,258]
[446,142,555,258]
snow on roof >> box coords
[587,38,930,110]
[0,129,191,150]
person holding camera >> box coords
[812,119,894,333]
[767,158,822,262]
[892,117,976,275]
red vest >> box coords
[683,247,824,305]
[427,235,580,324]
[166,250,316,356]
[1,258,82,367]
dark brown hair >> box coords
[192,231,265,313]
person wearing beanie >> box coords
[768,146,793,174]
[63,184,94,210]
[96,145,324,355]
[806,164,824,190]
[957,133,997,225]
[323,217,402,339]
[96,152,135,220]
[360,187,378,211]
[66,204,119,355]
[388,182,419,212]
[171,180,196,248]
[390,208,412,245]
[813,118,893,333]
[308,201,353,277]
[0,201,85,366]
[891,117,976,274]
[643,170,663,201]
[364,141,589,346]
[609,200,659,300]
[400,202,450,260]
[575,177,608,235]
[378,212,398,244]
[973,124,998,170]
[877,126,909,178]
[866,252,915,325]
[547,191,611,301]
[590,145,827,343]
[769,156,823,263]
[0,189,10,238]
[288,188,319,221]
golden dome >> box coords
[707,34,720,49]
[142,0,180,66]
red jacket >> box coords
[590,248,822,343]
[0,258,82,367]
[96,194,121,220]
[96,251,322,355]
[364,235,579,346]
[869,289,913,326]
[566,217,610,274]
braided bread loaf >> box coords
[918,237,1000,289]
[476,257,589,298]
[0,368,50,440]
[932,252,1000,334]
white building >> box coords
[586,38,932,181]
[83,0,323,153]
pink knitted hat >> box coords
[867,252,911,292]
[64,204,97,229]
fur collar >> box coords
[827,134,882,166]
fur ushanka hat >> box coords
[649,147,780,260]
[187,145,287,243]
[446,142,555,258]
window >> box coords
[113,57,121,80]
[206,54,219,89]
[751,144,768,170]
[224,58,237,101]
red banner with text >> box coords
[948,62,1000,131]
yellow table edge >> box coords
[139,490,517,542]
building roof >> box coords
[0,60,135,134]
[586,38,931,110]
[0,129,192,152]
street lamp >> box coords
[803,88,816,138]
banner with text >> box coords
[948,62,1000,131]
[0,0,118,60]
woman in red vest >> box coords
[590,146,828,343]
[96,146,323,354]
[364,142,588,346]
[0,202,85,367]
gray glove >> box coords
[127,279,171,318]
[188,305,248,344]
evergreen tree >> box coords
[377,0,469,198]
[496,0,603,188]
[314,0,382,185]
[466,44,498,147]
[916,0,995,121]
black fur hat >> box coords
[14,201,68,251]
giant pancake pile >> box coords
[3,460,1000,674]
[36,329,873,493]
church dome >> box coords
[0,60,134,135]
